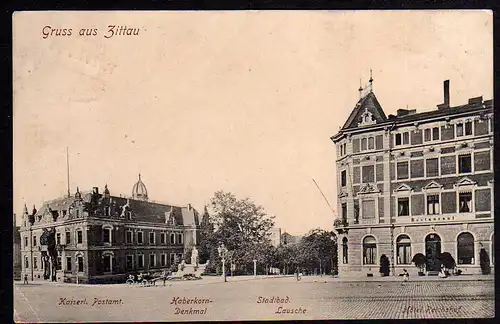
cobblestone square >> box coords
[14,275,494,322]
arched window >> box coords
[363,236,377,265]
[396,235,411,264]
[342,237,348,264]
[457,232,474,265]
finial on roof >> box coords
[369,69,373,84]
[139,173,141,180]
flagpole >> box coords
[66,147,70,197]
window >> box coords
[24,236,28,248]
[33,235,37,246]
[137,254,144,268]
[341,203,347,222]
[426,158,439,177]
[103,255,112,272]
[396,235,411,264]
[77,230,83,244]
[160,233,166,244]
[395,133,402,146]
[126,231,133,244]
[458,154,472,173]
[25,256,29,268]
[170,233,175,244]
[397,162,409,179]
[457,121,473,137]
[459,192,473,213]
[397,197,409,216]
[126,255,133,270]
[457,232,474,265]
[362,200,375,219]
[137,232,144,244]
[427,195,440,215]
[395,132,410,146]
[104,207,109,216]
[65,232,71,244]
[361,138,367,151]
[424,127,440,142]
[161,254,167,267]
[361,165,374,183]
[33,257,38,270]
[341,170,347,187]
[66,256,72,271]
[342,237,348,264]
[150,254,156,267]
[103,227,112,244]
[368,137,374,150]
[126,211,132,220]
[57,256,62,270]
[77,256,84,272]
[170,253,176,265]
[339,143,347,156]
[363,236,377,265]
[56,233,61,245]
[149,232,155,245]
[177,234,183,245]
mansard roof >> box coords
[341,92,388,130]
[33,192,199,226]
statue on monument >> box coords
[191,246,199,266]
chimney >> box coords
[437,80,450,110]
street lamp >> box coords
[217,242,228,282]
[253,259,257,278]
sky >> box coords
[13,11,492,235]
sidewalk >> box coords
[306,273,494,283]
[13,274,295,288]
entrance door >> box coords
[425,234,441,272]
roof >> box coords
[34,192,198,226]
[333,96,493,141]
[341,92,388,130]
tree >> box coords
[438,252,456,274]
[379,254,390,276]
[479,248,491,275]
[198,206,215,264]
[412,253,426,275]
[208,191,275,274]
[297,229,337,276]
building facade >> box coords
[13,213,22,280]
[269,227,282,247]
[19,175,200,284]
[332,80,494,276]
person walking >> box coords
[23,273,28,285]
[162,270,167,286]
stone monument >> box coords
[191,246,199,266]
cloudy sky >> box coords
[13,11,492,235]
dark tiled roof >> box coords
[342,92,388,130]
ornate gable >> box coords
[423,180,443,191]
[358,183,380,195]
[454,177,477,188]
[394,183,413,193]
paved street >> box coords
[14,275,494,322]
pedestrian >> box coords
[23,273,28,285]
[403,269,409,282]
[162,270,167,286]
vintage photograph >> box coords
[13,10,493,321]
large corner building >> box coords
[331,79,494,276]
[20,174,200,284]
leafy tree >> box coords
[412,253,426,274]
[297,229,337,275]
[379,254,390,276]
[479,248,491,275]
[204,191,275,275]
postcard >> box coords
[13,10,493,322]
